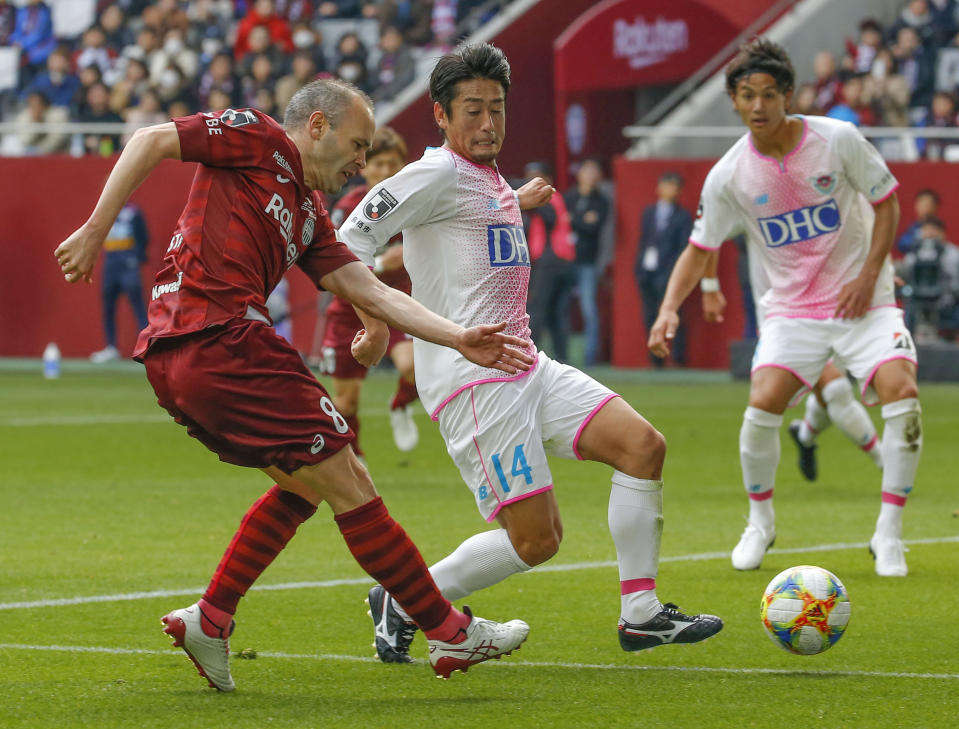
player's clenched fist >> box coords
[648,310,680,358]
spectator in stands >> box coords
[152,0,190,35]
[75,26,116,78]
[23,47,81,110]
[152,27,200,84]
[122,87,167,144]
[76,64,105,113]
[153,62,194,110]
[275,0,315,23]
[372,25,415,102]
[524,160,576,363]
[888,0,948,49]
[198,52,239,109]
[376,0,434,47]
[275,50,317,112]
[915,89,959,158]
[827,72,878,126]
[851,18,886,74]
[793,82,821,115]
[234,0,294,61]
[898,215,959,341]
[75,81,123,156]
[9,0,57,77]
[237,24,288,78]
[430,0,489,50]
[867,52,911,126]
[0,0,16,47]
[636,171,692,368]
[121,26,161,83]
[289,21,329,74]
[109,57,149,115]
[897,188,942,254]
[317,1,366,19]
[240,53,278,108]
[99,5,134,54]
[14,90,69,155]
[333,31,370,92]
[890,25,936,114]
[206,87,233,112]
[812,50,843,113]
[564,158,610,367]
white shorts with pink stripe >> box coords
[436,351,618,522]
[752,307,918,406]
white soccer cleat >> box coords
[870,534,908,577]
[731,523,775,570]
[90,345,120,363]
[428,606,529,679]
[161,603,235,691]
[388,403,419,452]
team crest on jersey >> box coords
[302,217,315,247]
[220,108,258,127]
[811,172,838,195]
[363,189,398,221]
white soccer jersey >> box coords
[692,116,898,320]
[338,146,536,417]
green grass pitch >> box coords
[1,364,957,728]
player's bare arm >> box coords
[700,249,726,323]
[322,261,535,374]
[648,243,712,357]
[515,176,555,210]
[835,193,899,320]
[55,122,181,283]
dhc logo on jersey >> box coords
[758,199,841,248]
[487,225,530,267]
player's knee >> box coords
[621,423,666,475]
[511,528,561,566]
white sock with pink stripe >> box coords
[741,407,781,531]
[875,398,922,539]
[609,471,663,624]
[822,377,882,468]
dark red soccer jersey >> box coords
[326,184,410,318]
[133,108,358,359]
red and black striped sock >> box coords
[200,486,316,634]
[345,414,363,457]
[390,377,419,411]
[335,497,467,639]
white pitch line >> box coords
[0,643,956,680]
[2,535,957,612]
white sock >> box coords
[875,398,922,539]
[609,471,663,624]
[798,394,830,445]
[391,529,531,622]
[822,377,881,468]
[741,407,781,531]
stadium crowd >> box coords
[0,0,502,155]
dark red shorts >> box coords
[143,319,355,473]
[319,306,410,379]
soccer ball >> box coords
[760,565,851,655]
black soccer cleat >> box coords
[788,420,818,481]
[618,603,723,652]
[366,585,418,664]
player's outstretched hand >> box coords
[702,290,726,323]
[648,310,679,358]
[54,225,104,283]
[834,274,875,319]
[351,328,389,368]
[516,177,555,211]
[456,321,535,374]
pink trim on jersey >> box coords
[620,577,656,595]
[764,303,901,321]
[572,394,621,460]
[881,491,907,507]
[444,146,503,187]
[751,364,811,409]
[862,434,879,452]
[747,116,808,173]
[469,389,503,516]
[689,238,714,251]
[871,182,900,205]
[859,355,919,407]
[430,359,539,421]
[748,489,774,502]
[487,485,555,523]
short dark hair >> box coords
[725,37,795,95]
[283,78,371,130]
[916,188,941,205]
[370,126,407,161]
[429,43,511,119]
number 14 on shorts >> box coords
[480,443,533,499]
